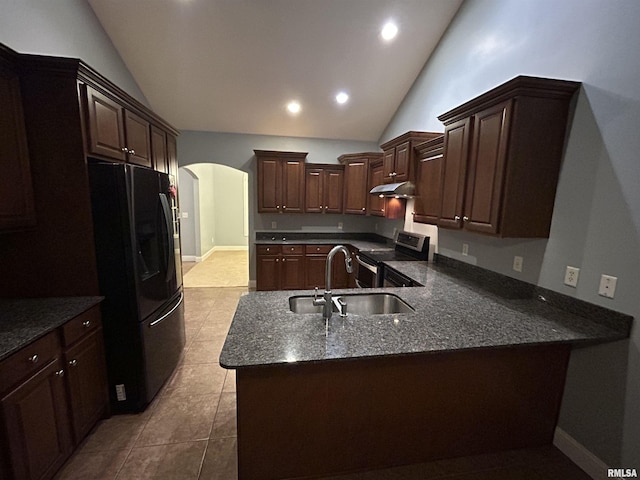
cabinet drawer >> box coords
[305,245,333,255]
[61,306,102,347]
[281,245,304,256]
[0,331,60,393]
[256,245,281,256]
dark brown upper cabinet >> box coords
[339,152,382,215]
[413,136,444,225]
[0,45,35,231]
[305,164,344,214]
[255,150,306,213]
[380,131,441,184]
[438,76,580,238]
[368,159,406,220]
[151,125,168,173]
[85,85,151,167]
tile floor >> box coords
[55,286,593,480]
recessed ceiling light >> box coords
[335,92,349,104]
[381,21,398,41]
[287,101,301,114]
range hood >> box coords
[369,181,415,198]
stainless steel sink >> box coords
[288,293,414,315]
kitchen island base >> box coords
[236,344,571,480]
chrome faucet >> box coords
[313,245,353,320]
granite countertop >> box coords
[0,297,104,361]
[220,262,632,369]
[254,233,395,253]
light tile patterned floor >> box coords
[183,251,248,288]
[55,286,593,480]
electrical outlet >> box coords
[338,222,343,230]
[564,266,580,287]
[271,221,277,229]
[462,243,469,256]
[513,256,523,272]
[181,211,189,219]
[598,274,617,298]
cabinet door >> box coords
[414,141,444,225]
[166,134,178,181]
[368,161,385,216]
[393,141,411,182]
[258,158,281,213]
[1,358,72,480]
[305,168,324,213]
[256,254,280,291]
[0,62,35,230]
[305,255,328,289]
[324,168,344,214]
[65,329,108,444]
[124,110,151,167]
[151,126,168,173]
[281,256,305,290]
[343,160,368,215]
[331,254,351,289]
[463,101,512,235]
[439,118,470,229]
[382,149,395,184]
[85,86,126,161]
[282,160,305,213]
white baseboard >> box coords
[213,245,248,252]
[183,246,248,264]
[553,427,609,479]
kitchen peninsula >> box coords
[220,256,631,480]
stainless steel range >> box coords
[355,231,429,288]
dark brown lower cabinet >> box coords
[257,244,352,291]
[1,357,72,480]
[0,306,108,480]
[64,328,108,443]
[305,245,352,290]
[256,245,305,291]
[280,251,305,290]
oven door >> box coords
[355,255,379,288]
[383,266,413,287]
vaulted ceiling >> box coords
[88,0,463,142]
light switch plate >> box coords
[462,243,469,256]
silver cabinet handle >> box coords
[83,320,91,328]
[28,354,39,363]
[463,216,469,221]
[129,149,135,155]
[283,205,286,209]
[282,258,286,262]
[276,205,280,209]
[69,359,78,367]
[266,247,270,252]
[276,258,279,262]
[55,369,65,377]
[362,207,365,211]
[454,215,460,221]
[121,147,128,153]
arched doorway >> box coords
[178,164,249,287]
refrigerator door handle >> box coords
[159,193,176,282]
[149,292,184,327]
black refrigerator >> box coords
[88,160,185,413]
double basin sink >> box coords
[289,292,414,316]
